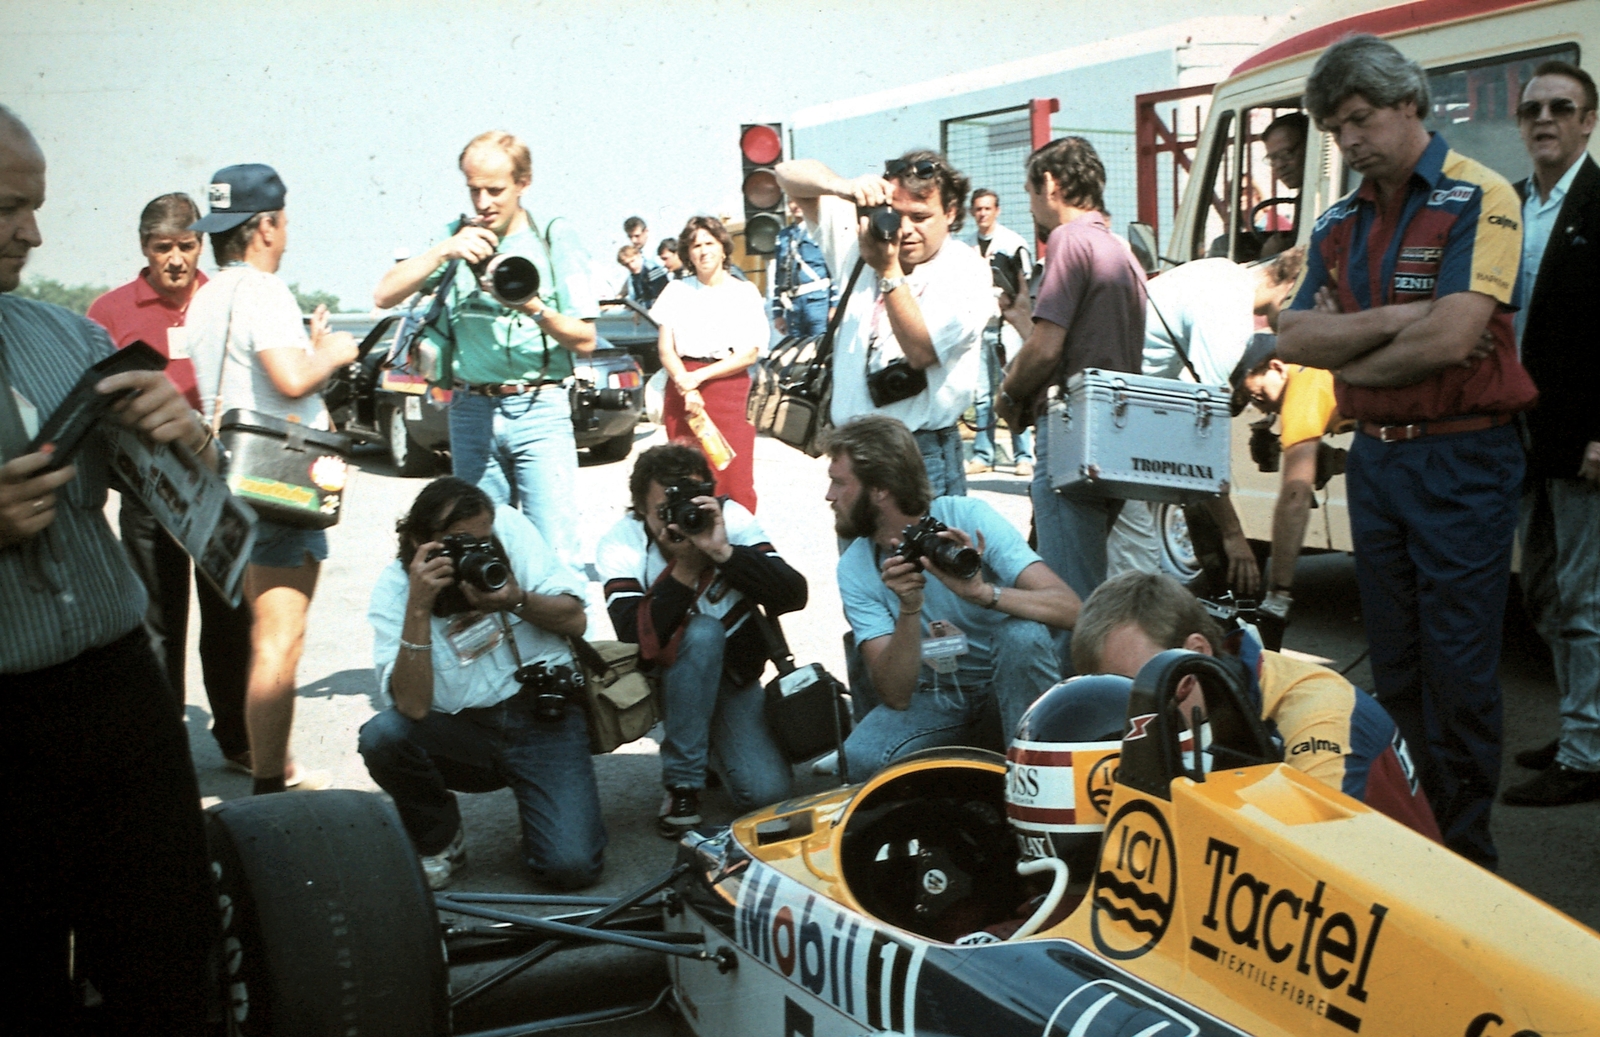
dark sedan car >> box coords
[319,313,646,476]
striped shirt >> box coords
[0,295,147,673]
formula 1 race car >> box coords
[206,651,1600,1036]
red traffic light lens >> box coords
[742,169,782,210]
[740,124,782,166]
[744,212,783,255]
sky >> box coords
[4,0,1280,308]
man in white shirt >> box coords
[360,477,605,890]
[967,188,1035,477]
[774,150,992,496]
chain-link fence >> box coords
[942,106,1138,242]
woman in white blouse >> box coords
[653,216,769,512]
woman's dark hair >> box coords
[395,477,495,561]
[1026,136,1106,214]
[628,441,713,517]
[677,215,734,272]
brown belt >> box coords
[1358,413,1514,442]
[465,380,561,397]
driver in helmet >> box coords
[1072,571,1440,839]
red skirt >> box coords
[662,358,757,513]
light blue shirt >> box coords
[1516,155,1587,343]
[369,505,586,713]
[837,495,1042,686]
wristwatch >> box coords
[879,275,909,294]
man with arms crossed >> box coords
[1277,35,1535,868]
[775,150,991,496]
[87,192,252,764]
[375,131,597,568]
[0,105,218,1033]
[1503,60,1600,806]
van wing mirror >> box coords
[1127,222,1159,276]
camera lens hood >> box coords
[482,254,541,308]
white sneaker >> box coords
[812,750,839,776]
[420,828,467,890]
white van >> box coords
[1151,0,1598,578]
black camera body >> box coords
[1248,418,1282,473]
[897,515,981,580]
[514,661,586,724]
[657,479,717,535]
[989,247,1025,300]
[428,533,512,616]
[866,358,928,407]
[856,204,903,242]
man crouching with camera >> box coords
[597,444,804,838]
[827,416,1080,780]
[359,477,605,890]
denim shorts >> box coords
[250,520,329,568]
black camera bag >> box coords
[218,409,351,530]
[750,608,852,774]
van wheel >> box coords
[207,790,449,1037]
[588,432,634,464]
[382,403,434,477]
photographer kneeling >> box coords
[360,478,605,890]
[598,444,804,838]
[826,416,1079,780]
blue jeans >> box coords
[1348,424,1522,869]
[1031,427,1122,671]
[659,615,794,807]
[783,293,829,338]
[357,697,606,890]
[1519,476,1600,772]
[449,389,579,569]
[913,426,967,498]
[250,519,328,568]
[842,619,1059,780]
[972,321,1032,467]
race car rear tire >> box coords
[588,432,634,464]
[206,790,449,1037]
[382,403,436,478]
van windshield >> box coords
[1421,45,1580,184]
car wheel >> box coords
[206,790,449,1037]
[588,432,634,464]
[382,403,434,477]
[1156,502,1205,586]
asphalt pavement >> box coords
[165,422,1598,1035]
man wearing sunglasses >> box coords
[774,151,991,496]
[1276,35,1536,871]
[1503,60,1600,808]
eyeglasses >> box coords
[1516,97,1589,121]
[885,158,941,179]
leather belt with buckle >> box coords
[466,381,560,398]
[1358,412,1514,442]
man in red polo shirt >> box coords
[1278,36,1535,871]
[88,193,251,769]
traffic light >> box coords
[740,123,784,255]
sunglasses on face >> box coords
[1517,97,1588,121]
[885,158,940,179]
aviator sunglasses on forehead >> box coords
[1516,97,1592,121]
[885,158,942,179]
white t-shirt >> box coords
[650,275,769,361]
[187,265,330,429]
[1141,257,1256,387]
[809,195,990,430]
[368,507,587,714]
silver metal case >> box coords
[1042,368,1231,503]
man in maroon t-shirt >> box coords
[87,193,251,766]
[997,136,1146,670]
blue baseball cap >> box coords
[189,163,287,233]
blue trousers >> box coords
[658,615,794,807]
[1347,424,1522,868]
[782,293,829,339]
[971,320,1032,467]
[358,697,607,890]
[449,388,580,570]
[1519,476,1600,772]
[1031,426,1123,673]
[913,426,967,498]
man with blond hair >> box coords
[376,131,597,566]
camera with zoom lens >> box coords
[459,214,543,308]
[897,515,981,580]
[657,479,718,536]
[856,203,903,242]
[427,533,512,617]
[866,358,929,407]
[1248,419,1282,473]
[513,661,586,724]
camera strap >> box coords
[1145,291,1202,384]
[811,257,868,369]
[748,606,798,678]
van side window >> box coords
[1422,44,1580,184]
[1192,109,1235,261]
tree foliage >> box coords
[13,277,109,316]
[289,283,342,314]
